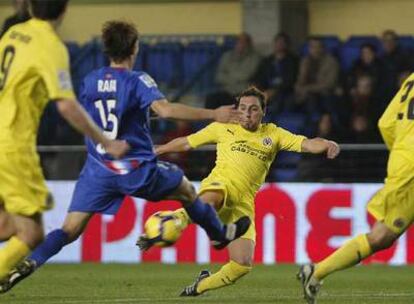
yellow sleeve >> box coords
[38,44,76,100]
[187,122,221,148]
[275,126,307,152]
[377,76,414,150]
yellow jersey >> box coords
[187,122,306,199]
[378,73,414,183]
[0,18,75,152]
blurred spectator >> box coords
[0,0,30,38]
[380,30,413,102]
[348,43,383,92]
[253,33,299,114]
[205,33,261,109]
[295,37,340,136]
[348,75,379,142]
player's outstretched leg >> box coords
[180,270,211,297]
[297,264,321,304]
[0,259,36,293]
[181,238,254,296]
[296,233,371,303]
[164,178,251,249]
[297,222,399,303]
[0,212,92,293]
[0,213,43,289]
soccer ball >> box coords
[144,211,183,247]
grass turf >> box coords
[2,263,413,303]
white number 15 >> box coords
[94,99,118,154]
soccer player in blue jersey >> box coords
[0,20,250,292]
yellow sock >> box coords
[173,208,192,230]
[0,236,30,280]
[314,234,372,280]
[196,260,251,294]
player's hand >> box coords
[213,105,241,123]
[136,234,153,251]
[326,140,340,159]
[104,140,130,159]
[153,145,161,155]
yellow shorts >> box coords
[367,176,414,234]
[0,151,53,216]
[199,177,255,241]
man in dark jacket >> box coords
[253,33,299,114]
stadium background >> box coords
[1,0,414,266]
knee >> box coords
[177,180,197,206]
[0,215,14,240]
[367,231,396,251]
[24,224,44,249]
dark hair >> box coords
[237,32,253,48]
[102,20,139,63]
[308,36,325,49]
[382,29,398,40]
[30,0,68,20]
[236,86,266,111]
[274,32,291,45]
[360,43,377,53]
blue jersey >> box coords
[79,67,164,173]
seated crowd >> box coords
[207,29,413,144]
[34,29,411,180]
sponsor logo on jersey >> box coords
[58,70,73,90]
[139,74,157,88]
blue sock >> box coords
[184,198,225,241]
[30,229,69,268]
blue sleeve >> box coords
[135,73,165,109]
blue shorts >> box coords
[68,156,184,215]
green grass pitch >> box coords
[2,263,413,303]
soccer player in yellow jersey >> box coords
[297,74,414,304]
[0,0,128,282]
[148,86,339,296]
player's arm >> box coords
[301,138,340,159]
[151,99,240,123]
[155,137,192,156]
[56,98,129,158]
[155,122,220,156]
[276,126,339,159]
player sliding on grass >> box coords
[0,20,251,293]
[139,86,340,296]
[297,74,414,304]
[0,0,129,287]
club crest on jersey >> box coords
[263,137,272,147]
